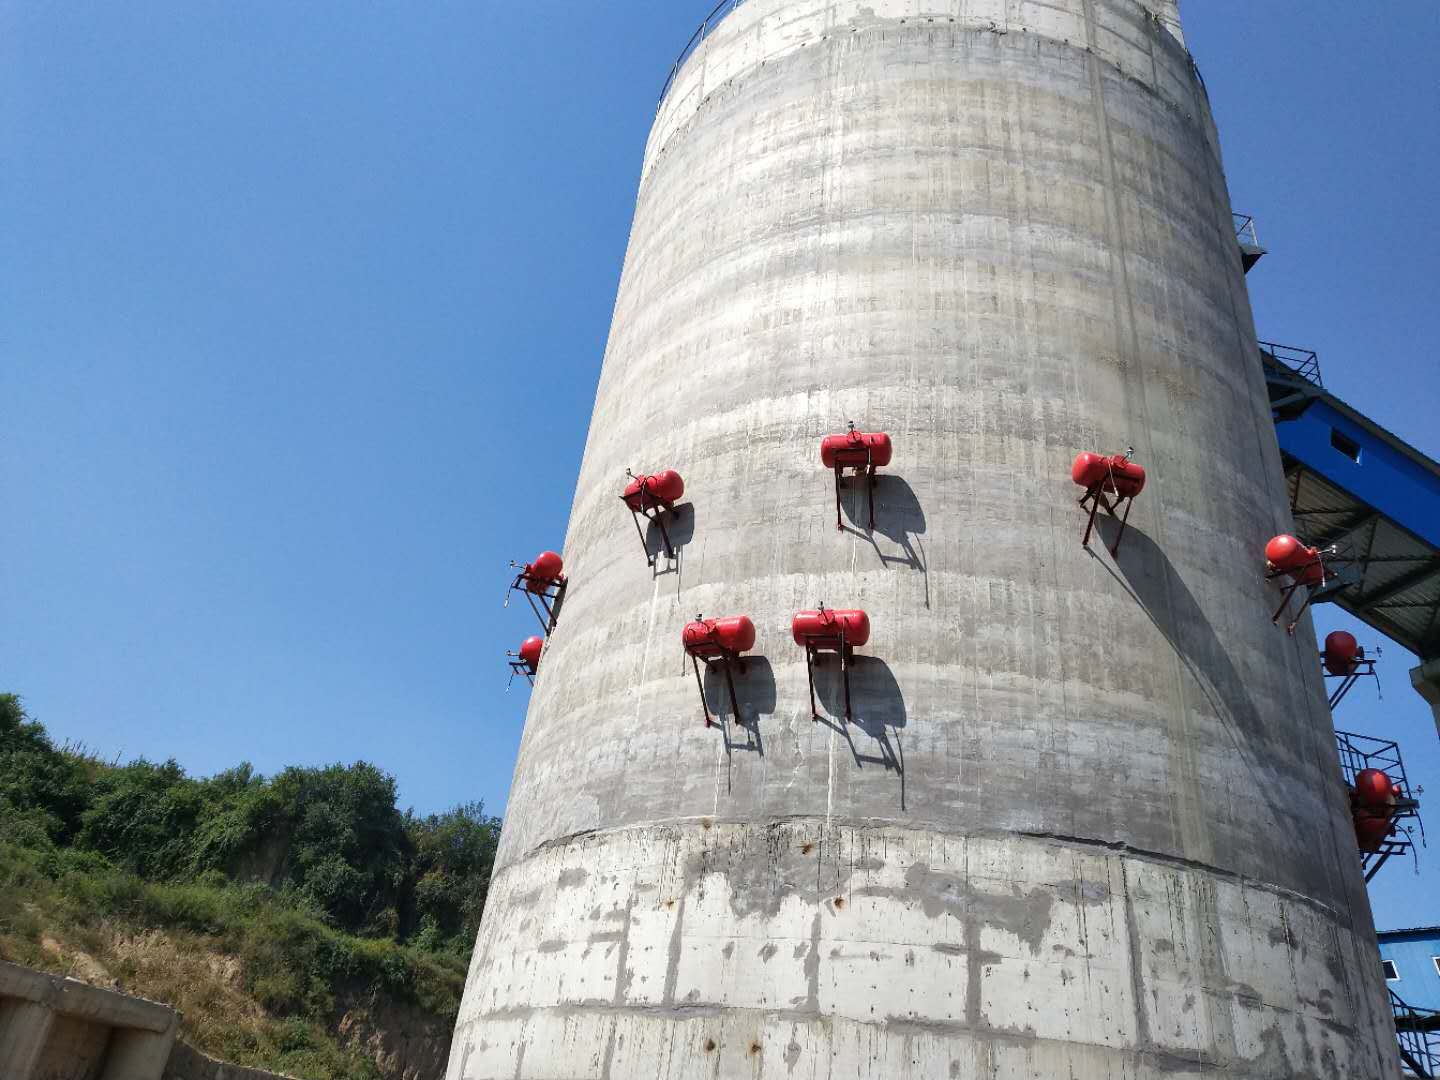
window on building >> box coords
[1383,959,1399,980]
[1331,427,1362,463]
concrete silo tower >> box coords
[450,1,1399,1076]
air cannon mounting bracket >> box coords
[1076,446,1144,557]
[505,562,567,636]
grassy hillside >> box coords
[0,694,495,1079]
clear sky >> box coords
[3,3,1437,928]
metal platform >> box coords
[1392,990,1440,1077]
[1234,213,1266,273]
[1334,730,1423,882]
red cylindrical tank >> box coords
[622,470,685,512]
[682,615,756,657]
[1106,455,1146,498]
[525,551,565,592]
[820,431,893,469]
[791,608,871,648]
[1264,534,1306,571]
[1265,535,1323,584]
[1354,769,1397,810]
[1323,631,1362,676]
[518,636,544,672]
[1071,452,1109,489]
[1354,814,1394,854]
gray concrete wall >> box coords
[450,0,1399,1076]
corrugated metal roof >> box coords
[1284,460,1440,657]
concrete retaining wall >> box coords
[0,961,289,1080]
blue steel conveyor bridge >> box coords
[1262,342,1440,713]
[1241,211,1440,734]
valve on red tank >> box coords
[506,551,568,634]
[681,614,756,728]
[622,469,686,566]
[507,635,544,688]
[793,603,870,725]
[821,421,891,531]
[1263,534,1332,634]
[1072,446,1143,555]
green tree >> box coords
[271,763,411,934]
[0,694,91,842]
[78,758,207,878]
[406,801,500,948]
[188,764,288,881]
[1,696,501,954]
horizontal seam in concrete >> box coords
[459,998,1359,1064]
[491,817,1351,924]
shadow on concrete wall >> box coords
[843,475,928,593]
[647,501,695,580]
[1091,515,1312,853]
[813,654,908,807]
[704,656,777,757]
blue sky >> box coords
[3,3,1437,928]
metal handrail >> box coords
[1259,341,1323,389]
[1392,989,1440,1076]
[1335,730,1411,794]
[657,0,749,107]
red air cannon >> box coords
[1072,448,1145,556]
[1336,729,1423,882]
[793,605,870,725]
[1351,768,1400,854]
[622,469,685,565]
[507,635,544,688]
[681,614,756,728]
[822,422,892,531]
[1321,630,1380,709]
[1264,534,1331,634]
[506,550,568,634]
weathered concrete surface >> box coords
[450,0,1399,1075]
[1,959,177,1080]
[0,999,56,1078]
[456,824,1386,1077]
